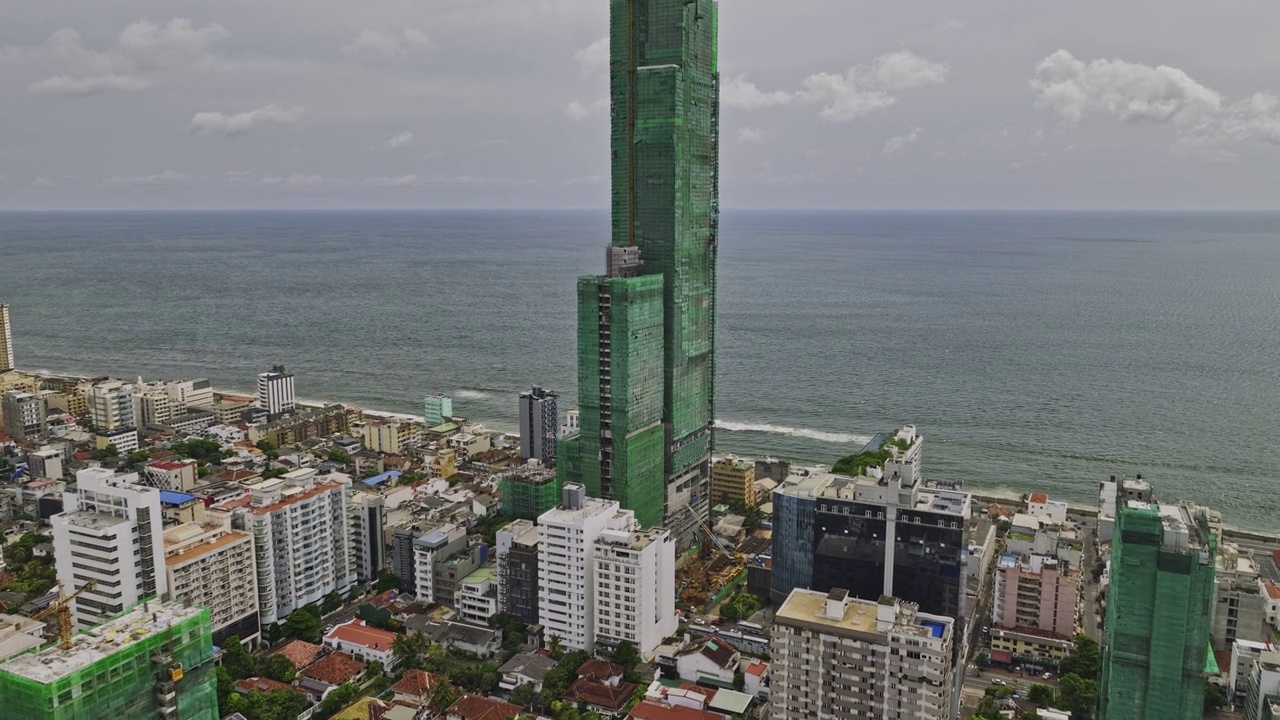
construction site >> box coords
[0,597,217,720]
[675,507,771,611]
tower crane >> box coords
[29,580,96,651]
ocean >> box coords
[2,210,1279,531]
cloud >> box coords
[736,127,768,143]
[1031,50,1222,125]
[798,51,949,122]
[565,98,607,120]
[1032,50,1280,148]
[188,104,305,137]
[32,177,55,188]
[361,175,421,187]
[96,169,191,190]
[882,127,922,155]
[24,19,227,96]
[343,29,431,56]
[258,173,339,187]
[383,131,414,149]
[575,38,608,78]
[722,75,793,109]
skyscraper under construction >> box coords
[559,0,719,548]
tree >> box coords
[1205,682,1226,712]
[256,439,279,459]
[318,682,363,718]
[548,633,563,660]
[392,631,430,671]
[1059,635,1101,679]
[609,640,639,670]
[221,635,256,679]
[512,682,540,711]
[374,571,399,594]
[1027,683,1055,706]
[215,666,235,716]
[429,681,459,713]
[258,653,298,683]
[327,448,350,463]
[321,590,343,613]
[1058,672,1098,720]
[733,669,745,692]
[282,605,322,642]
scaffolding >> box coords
[1099,481,1216,720]
[499,467,562,520]
[0,600,218,720]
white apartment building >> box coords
[26,447,63,480]
[412,524,467,603]
[257,365,296,420]
[132,386,173,427]
[220,469,355,624]
[87,381,136,431]
[142,459,198,492]
[457,567,500,625]
[593,526,677,659]
[771,588,956,720]
[0,304,12,373]
[361,421,402,454]
[537,483,635,653]
[163,511,259,646]
[52,468,167,628]
[348,491,386,583]
[164,378,214,412]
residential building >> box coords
[771,588,956,720]
[593,525,677,659]
[0,304,12,372]
[163,513,259,646]
[988,626,1076,666]
[411,524,467,603]
[87,380,135,431]
[434,541,484,607]
[498,463,561,520]
[0,613,46,662]
[52,467,167,628]
[538,483,633,652]
[94,426,138,454]
[991,553,1079,638]
[1098,478,1216,720]
[711,456,757,508]
[456,567,499,625]
[0,600,218,720]
[212,395,254,424]
[220,470,356,624]
[142,459,198,492]
[348,491,386,583]
[1213,541,1268,651]
[361,420,403,454]
[324,619,398,671]
[674,635,741,689]
[1242,650,1280,720]
[499,652,557,691]
[423,394,453,427]
[519,385,559,465]
[248,405,347,446]
[447,432,490,463]
[1026,492,1069,525]
[496,519,539,626]
[164,378,214,412]
[26,447,63,480]
[445,694,521,720]
[390,669,448,708]
[256,365,295,421]
[3,390,45,440]
[770,426,970,623]
[557,0,719,552]
[132,385,173,427]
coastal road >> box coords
[1080,516,1102,640]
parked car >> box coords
[1042,672,1053,680]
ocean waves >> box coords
[715,420,870,445]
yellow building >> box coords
[431,448,458,479]
[988,627,1074,667]
[0,371,40,427]
[711,456,758,508]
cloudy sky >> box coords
[3,0,1279,210]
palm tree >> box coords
[429,681,459,712]
[548,633,563,660]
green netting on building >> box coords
[500,470,563,520]
[0,604,218,720]
[1099,496,1216,720]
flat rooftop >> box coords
[776,588,950,643]
[61,511,130,531]
[0,600,203,684]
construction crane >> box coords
[29,580,96,651]
[682,503,735,559]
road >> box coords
[959,665,1057,719]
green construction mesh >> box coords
[500,472,564,520]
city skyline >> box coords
[3,1,1280,211]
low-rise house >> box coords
[627,699,721,720]
[674,636,740,689]
[445,693,522,720]
[567,659,637,718]
[390,668,450,708]
[742,660,769,698]
[498,652,558,691]
[324,619,398,670]
[272,639,327,670]
[424,620,502,657]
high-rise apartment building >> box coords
[498,463,562,520]
[771,588,956,720]
[0,600,218,720]
[424,393,453,427]
[558,0,720,549]
[537,483,634,652]
[87,380,135,431]
[3,390,46,440]
[711,455,757,508]
[411,524,468,603]
[991,553,1079,638]
[496,519,540,626]
[220,469,355,625]
[593,525,677,659]
[0,304,13,372]
[163,512,259,647]
[348,491,386,583]
[519,386,559,465]
[770,427,970,621]
[256,365,295,421]
[52,468,167,628]
[132,385,173,427]
[1098,478,1216,720]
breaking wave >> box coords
[715,420,870,445]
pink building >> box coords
[991,553,1078,637]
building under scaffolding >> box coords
[498,465,562,520]
[0,599,218,720]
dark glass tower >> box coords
[559,0,719,546]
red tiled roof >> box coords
[272,639,325,669]
[391,669,448,698]
[677,635,738,670]
[576,658,624,682]
[744,661,768,677]
[628,700,723,720]
[235,676,293,694]
[445,693,522,720]
[302,651,366,685]
[326,619,398,652]
[566,677,637,711]
[1264,579,1280,601]
[149,460,190,471]
[1028,493,1049,504]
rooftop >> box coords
[775,587,951,643]
[0,600,203,684]
[629,700,722,720]
[499,652,557,681]
[390,668,448,697]
[158,490,198,505]
[461,567,498,586]
[272,639,325,669]
[164,527,250,567]
[326,619,397,652]
[302,651,366,686]
[445,693,522,720]
[60,511,130,531]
